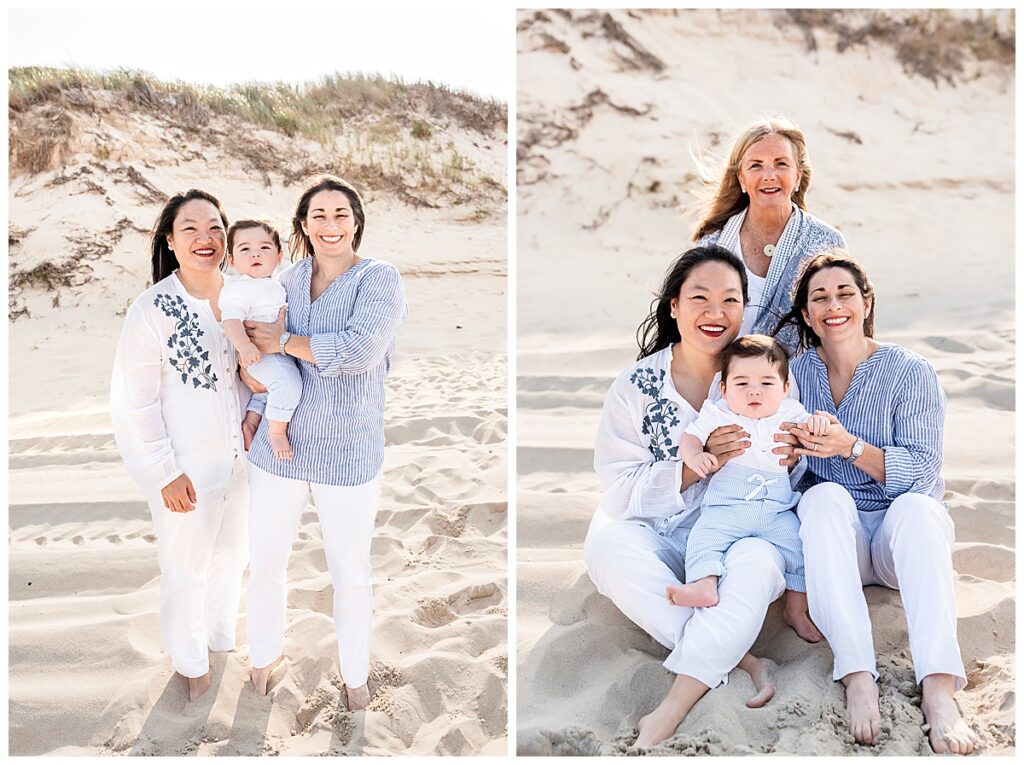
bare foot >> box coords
[346,683,371,711]
[842,671,881,745]
[737,653,776,708]
[921,674,980,754]
[268,424,293,460]
[665,576,719,608]
[633,674,708,748]
[186,671,211,702]
[250,656,283,696]
[782,593,823,643]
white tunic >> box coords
[110,273,250,494]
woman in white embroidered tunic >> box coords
[586,245,796,747]
[775,251,978,754]
[694,117,846,354]
[241,176,407,709]
[111,190,258,702]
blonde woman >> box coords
[694,117,846,355]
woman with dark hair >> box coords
[241,175,407,709]
[585,245,792,747]
[776,250,978,754]
[111,189,259,701]
[694,117,846,353]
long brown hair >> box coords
[288,175,365,261]
[150,189,229,283]
[692,117,813,242]
[773,249,876,352]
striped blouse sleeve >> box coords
[882,358,945,498]
[308,264,408,377]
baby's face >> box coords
[721,356,789,419]
[230,227,281,278]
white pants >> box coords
[147,458,249,678]
[584,519,786,688]
[246,463,381,687]
[247,353,302,422]
[797,482,966,690]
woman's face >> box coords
[301,190,358,257]
[736,133,801,214]
[166,199,226,276]
[801,267,871,344]
[669,260,744,357]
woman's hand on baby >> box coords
[239,342,263,368]
[244,305,287,354]
[685,452,719,479]
[239,366,268,395]
[241,411,262,451]
[773,424,801,467]
[705,424,750,470]
[161,473,197,513]
[789,412,857,459]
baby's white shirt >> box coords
[684,397,812,473]
[220,274,286,323]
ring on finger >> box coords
[812,443,818,451]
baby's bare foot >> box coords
[665,577,719,608]
[268,431,293,460]
[186,671,211,702]
[843,672,881,745]
[346,683,371,710]
[783,606,823,643]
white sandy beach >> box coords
[516,9,1014,756]
[8,85,508,755]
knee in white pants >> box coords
[882,493,951,548]
[797,482,857,537]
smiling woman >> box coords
[111,189,251,703]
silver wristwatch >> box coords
[846,437,866,463]
[278,332,292,355]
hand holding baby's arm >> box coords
[223,318,262,367]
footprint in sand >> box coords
[412,597,457,628]
[448,582,501,614]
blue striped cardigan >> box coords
[248,257,407,486]
[698,204,846,354]
[791,344,946,512]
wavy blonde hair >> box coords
[691,117,813,242]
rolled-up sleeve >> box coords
[882,359,945,498]
[594,376,703,520]
[110,301,183,493]
[309,265,408,377]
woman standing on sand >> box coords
[776,250,978,755]
[111,190,258,702]
[694,117,846,355]
[586,245,787,748]
[242,175,407,710]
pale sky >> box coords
[8,5,512,101]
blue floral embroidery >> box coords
[154,293,218,391]
[630,367,679,460]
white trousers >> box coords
[584,519,786,688]
[797,482,966,690]
[246,463,381,687]
[146,458,249,678]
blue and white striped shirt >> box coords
[791,344,945,512]
[248,256,407,486]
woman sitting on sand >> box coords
[586,245,788,748]
[775,250,979,755]
[111,190,257,702]
[694,116,845,356]
[242,175,407,710]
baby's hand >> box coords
[239,343,262,368]
[806,414,831,437]
[685,451,719,479]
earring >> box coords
[740,185,746,194]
